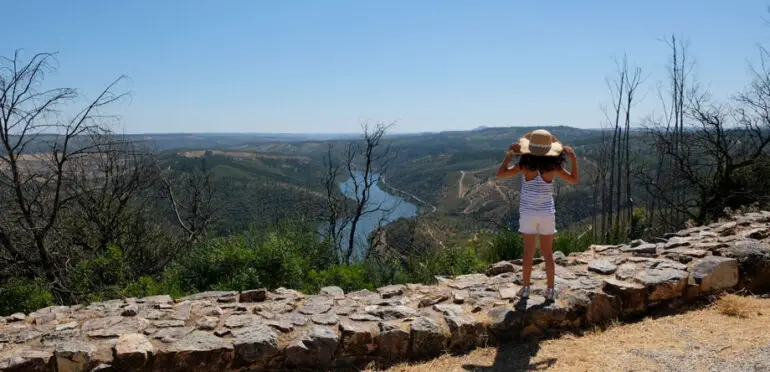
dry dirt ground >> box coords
[373,294,770,372]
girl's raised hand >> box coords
[508,143,521,153]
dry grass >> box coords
[374,295,770,372]
[712,293,763,318]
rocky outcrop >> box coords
[2,212,770,371]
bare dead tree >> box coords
[158,157,216,244]
[320,122,396,263]
[0,50,127,300]
[640,36,770,226]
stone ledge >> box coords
[2,211,770,371]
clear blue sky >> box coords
[5,0,769,134]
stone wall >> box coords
[2,212,770,371]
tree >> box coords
[321,122,395,263]
[0,50,218,303]
[641,35,770,226]
[594,55,643,242]
[0,51,127,300]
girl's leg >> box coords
[521,233,537,287]
[539,234,555,289]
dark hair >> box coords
[518,153,566,172]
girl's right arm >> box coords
[558,146,579,184]
[496,149,521,179]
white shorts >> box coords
[519,214,557,235]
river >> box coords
[332,172,418,261]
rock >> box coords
[0,350,53,372]
[590,244,622,253]
[231,324,279,368]
[179,291,237,302]
[691,256,739,292]
[666,247,708,258]
[6,313,25,322]
[418,291,450,307]
[588,260,617,275]
[311,313,339,325]
[432,304,464,317]
[449,274,489,289]
[285,313,309,326]
[713,221,737,236]
[721,241,770,293]
[159,331,234,371]
[553,251,568,265]
[224,314,261,329]
[744,227,770,240]
[217,294,238,303]
[585,291,621,324]
[377,285,406,299]
[113,333,153,370]
[603,279,647,315]
[56,322,78,332]
[54,340,96,372]
[264,319,293,333]
[152,327,194,343]
[566,277,602,291]
[633,268,689,301]
[339,320,378,355]
[377,322,410,359]
[196,317,219,331]
[285,326,339,368]
[453,290,469,304]
[664,237,692,249]
[410,317,448,357]
[239,288,267,303]
[664,252,693,264]
[319,286,345,299]
[367,305,418,320]
[297,296,333,315]
[444,313,486,351]
[86,317,150,338]
[486,261,517,276]
[622,242,658,255]
[498,286,519,300]
[349,313,381,322]
[153,320,185,328]
[121,304,138,317]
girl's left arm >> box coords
[558,146,579,184]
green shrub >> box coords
[553,228,594,256]
[0,278,54,316]
[304,264,376,293]
[70,244,127,303]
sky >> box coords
[4,0,770,134]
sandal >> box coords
[545,287,555,302]
[518,286,530,299]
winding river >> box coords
[334,172,418,261]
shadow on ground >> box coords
[461,342,555,371]
[462,297,557,371]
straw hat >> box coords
[517,129,563,157]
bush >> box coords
[0,278,54,316]
[404,245,486,284]
[167,222,338,294]
[70,245,127,303]
[553,228,593,256]
[304,264,376,293]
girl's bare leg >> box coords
[539,234,555,289]
[521,234,537,287]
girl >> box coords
[495,129,579,302]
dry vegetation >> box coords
[178,150,311,162]
[375,295,770,372]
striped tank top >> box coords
[519,172,555,216]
